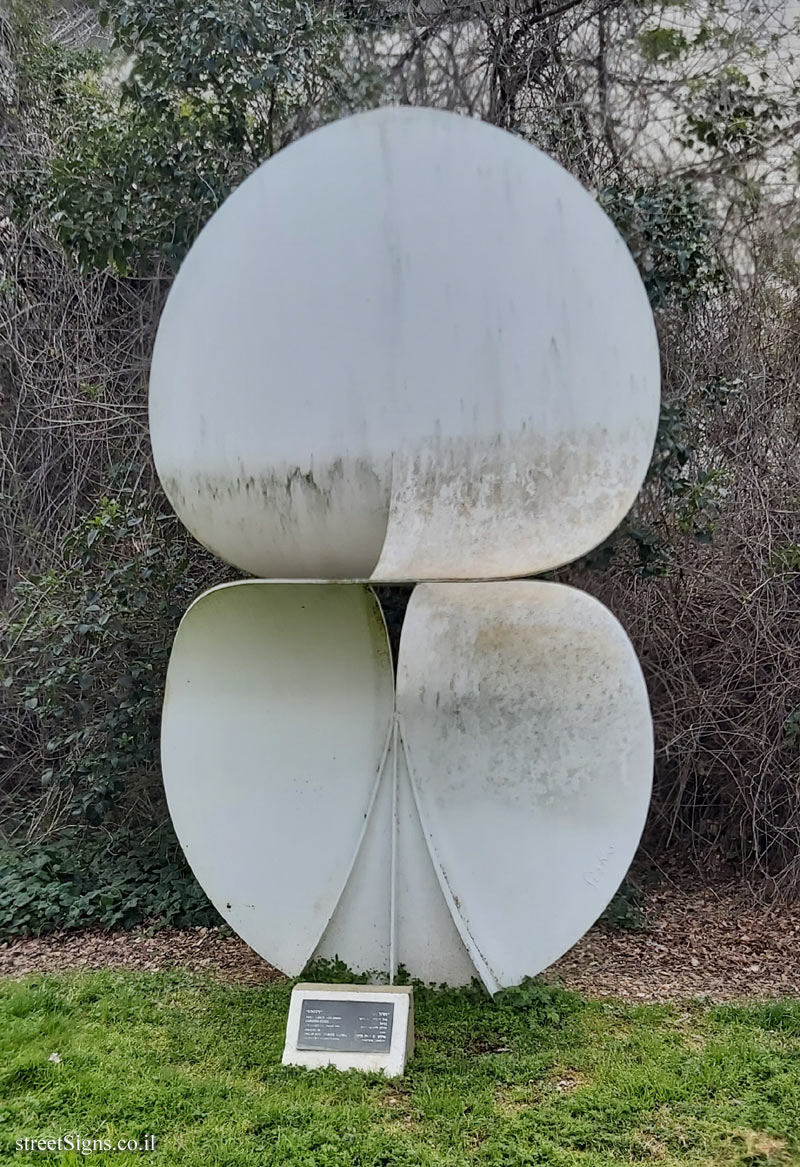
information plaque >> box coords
[298,998,394,1052]
[283,984,413,1077]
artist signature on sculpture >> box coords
[584,844,616,888]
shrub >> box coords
[599,180,726,311]
[1,486,222,828]
[0,826,220,937]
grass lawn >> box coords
[1,970,798,1166]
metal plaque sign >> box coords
[297,998,394,1052]
[283,983,413,1076]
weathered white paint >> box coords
[150,105,659,581]
[161,577,652,990]
[396,580,654,991]
[282,984,414,1077]
[160,581,394,974]
[311,710,477,986]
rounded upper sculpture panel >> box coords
[149,106,660,580]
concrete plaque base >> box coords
[282,984,414,1077]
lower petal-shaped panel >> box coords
[161,581,394,974]
[396,581,653,992]
[312,730,477,985]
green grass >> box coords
[1,972,798,1166]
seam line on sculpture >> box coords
[397,717,500,995]
[389,714,399,984]
[311,712,395,961]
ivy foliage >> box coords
[0,483,227,935]
[1,484,217,828]
[599,180,726,311]
[682,66,792,157]
[0,826,221,937]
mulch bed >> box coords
[1,881,798,1002]
[544,882,800,1001]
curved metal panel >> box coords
[392,744,477,986]
[161,581,394,975]
[312,733,477,985]
[150,106,659,581]
[396,581,653,991]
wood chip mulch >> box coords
[0,926,279,986]
[543,882,800,1002]
[1,882,798,1002]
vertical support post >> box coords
[389,713,399,984]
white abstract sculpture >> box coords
[150,106,660,992]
